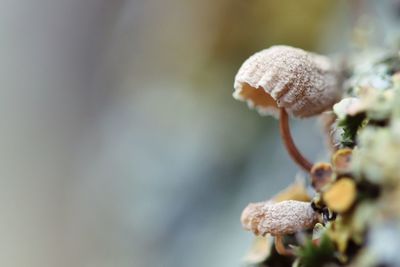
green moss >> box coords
[338,113,367,148]
[296,235,337,267]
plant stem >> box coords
[279,108,313,172]
[274,235,294,256]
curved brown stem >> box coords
[274,235,294,256]
[279,108,313,172]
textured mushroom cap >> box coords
[241,200,319,236]
[241,202,270,235]
[233,45,341,118]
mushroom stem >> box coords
[274,235,294,256]
[279,108,313,172]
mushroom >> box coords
[241,200,320,255]
[233,45,341,172]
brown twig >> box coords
[279,108,313,172]
[274,235,294,256]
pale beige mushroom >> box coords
[233,45,341,172]
[241,200,320,255]
[241,200,320,236]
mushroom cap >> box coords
[241,200,319,236]
[233,45,341,118]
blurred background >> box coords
[0,0,399,266]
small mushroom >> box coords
[233,45,341,172]
[241,200,320,236]
[241,200,320,256]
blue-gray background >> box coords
[0,0,398,266]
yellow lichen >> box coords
[323,178,357,213]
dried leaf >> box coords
[243,235,273,264]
